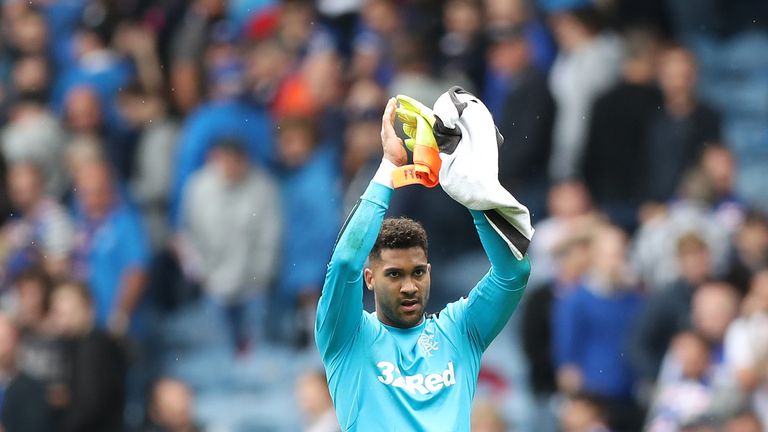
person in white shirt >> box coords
[724,270,768,425]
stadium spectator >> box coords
[295,370,340,432]
[273,0,336,59]
[648,282,742,427]
[724,270,768,425]
[527,179,594,287]
[1,161,74,283]
[521,225,592,432]
[349,0,400,86]
[725,210,768,294]
[643,44,720,203]
[169,51,275,226]
[489,24,555,220]
[121,85,179,250]
[112,23,165,97]
[63,134,105,185]
[722,411,764,432]
[388,32,461,108]
[63,85,136,180]
[275,50,346,143]
[680,282,740,392]
[439,0,486,92]
[48,282,127,432]
[143,377,201,432]
[1,100,67,196]
[559,392,611,432]
[632,170,731,289]
[547,3,623,180]
[645,331,717,431]
[26,0,84,69]
[582,28,663,231]
[470,399,508,432]
[6,54,51,108]
[243,37,296,109]
[2,267,52,331]
[485,0,556,72]
[697,144,746,233]
[0,307,59,432]
[274,116,340,346]
[341,79,387,213]
[631,233,714,383]
[553,223,644,430]
[4,6,48,57]
[51,17,133,121]
[71,160,150,335]
[177,138,281,353]
[0,313,17,410]
[0,268,63,432]
[168,0,228,114]
[0,7,48,121]
[315,0,362,55]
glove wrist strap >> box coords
[391,145,441,188]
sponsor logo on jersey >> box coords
[376,361,456,395]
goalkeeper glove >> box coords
[392,95,441,188]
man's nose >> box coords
[400,277,417,294]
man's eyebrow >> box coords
[382,265,428,272]
[382,266,403,272]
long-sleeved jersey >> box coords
[315,179,531,431]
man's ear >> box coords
[427,263,432,274]
[363,268,374,291]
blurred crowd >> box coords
[0,0,767,430]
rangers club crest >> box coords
[418,333,439,357]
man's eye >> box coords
[386,272,400,278]
[414,269,425,277]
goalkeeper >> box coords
[315,89,532,431]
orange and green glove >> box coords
[392,95,442,188]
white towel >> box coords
[432,86,534,259]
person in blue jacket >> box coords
[315,98,531,431]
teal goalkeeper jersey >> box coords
[315,180,530,432]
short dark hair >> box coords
[743,208,768,228]
[369,218,428,261]
[570,5,607,34]
[276,116,319,142]
[214,137,248,155]
[14,266,54,315]
[569,392,608,423]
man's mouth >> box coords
[400,299,420,312]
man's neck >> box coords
[666,93,695,118]
[376,311,425,329]
[19,198,45,219]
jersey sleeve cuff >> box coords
[470,209,488,225]
[371,158,397,189]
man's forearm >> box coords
[464,210,531,350]
[470,210,530,280]
[330,167,393,268]
[316,161,394,358]
[111,269,147,333]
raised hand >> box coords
[380,98,408,167]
